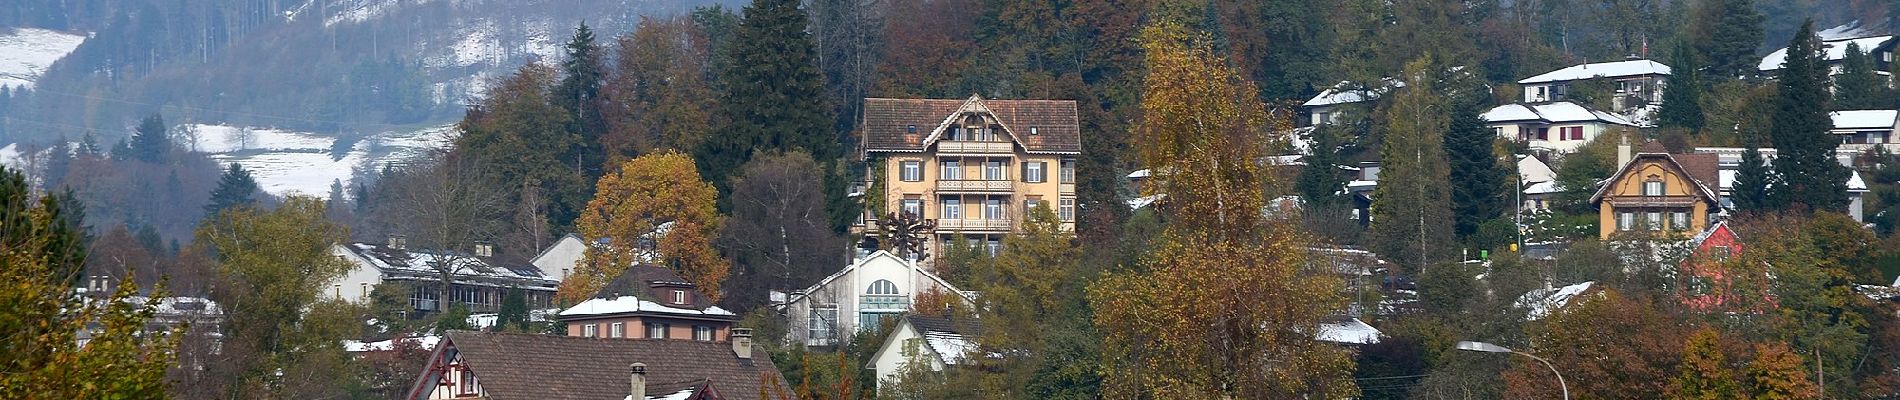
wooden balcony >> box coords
[936,218,1014,233]
[936,179,1015,193]
[1604,196,1701,208]
[936,140,1014,154]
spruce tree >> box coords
[1767,21,1848,212]
[699,0,835,191]
[1732,141,1778,212]
[1696,0,1765,80]
[1444,91,1505,240]
[1833,42,1886,110]
[129,113,169,163]
[77,131,100,157]
[1295,126,1347,207]
[1371,57,1455,270]
[1658,43,1706,131]
[205,163,260,218]
[555,22,606,179]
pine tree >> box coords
[109,138,132,162]
[1444,88,1506,240]
[555,22,606,179]
[1767,21,1848,212]
[129,113,169,163]
[1658,43,1706,131]
[1669,328,1740,399]
[77,131,100,157]
[1295,127,1347,207]
[1372,56,1456,270]
[699,0,836,192]
[496,289,528,332]
[1732,142,1779,212]
[205,163,259,218]
[1833,42,1886,110]
[1696,0,1765,80]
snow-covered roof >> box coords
[1303,79,1406,107]
[1829,110,1897,130]
[338,243,558,289]
[1524,181,1561,195]
[122,296,223,317]
[1515,281,1597,321]
[1820,21,1883,40]
[1482,102,1636,126]
[559,295,735,318]
[343,335,440,352]
[1316,317,1382,345]
[1518,59,1672,84]
[1518,155,1557,184]
[465,308,557,329]
[924,332,977,365]
[627,387,697,400]
[1128,194,1164,210]
[1126,169,1150,179]
[1760,35,1896,71]
[1849,170,1868,191]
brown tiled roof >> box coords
[1672,153,1721,194]
[861,97,1080,154]
[435,331,785,400]
[593,265,718,311]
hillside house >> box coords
[858,96,1079,256]
[557,265,737,342]
[1693,147,1869,221]
[1760,35,1895,76]
[1678,222,1775,312]
[404,330,785,400]
[1519,155,1559,212]
[1829,110,1898,147]
[1589,142,1722,240]
[1301,79,1402,126]
[776,250,977,348]
[867,314,980,393]
[527,234,586,283]
[329,239,559,314]
[1518,59,1672,113]
[1485,101,1639,153]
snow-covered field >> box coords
[0,28,88,89]
[185,124,455,197]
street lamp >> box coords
[1457,341,1569,400]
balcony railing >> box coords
[936,179,1015,193]
[1606,196,1699,208]
[936,140,1014,154]
[937,218,1014,232]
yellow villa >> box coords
[858,95,1079,254]
[1588,142,1722,240]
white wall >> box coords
[870,322,940,393]
[530,235,586,282]
[782,252,970,348]
[325,245,384,303]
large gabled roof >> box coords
[336,243,557,287]
[1588,148,1722,205]
[1760,35,1896,71]
[1482,102,1638,126]
[780,250,977,308]
[861,96,1080,154]
[1518,59,1672,84]
[411,331,785,400]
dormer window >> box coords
[1029,127,1039,135]
[1643,179,1664,196]
[672,290,686,305]
[906,125,917,134]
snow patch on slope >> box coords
[0,28,88,89]
[184,124,456,197]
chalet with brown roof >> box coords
[404,330,788,400]
[1589,141,1722,240]
[557,265,738,342]
[859,95,1079,255]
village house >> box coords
[1301,78,1402,126]
[557,265,737,342]
[1589,141,1722,240]
[1518,58,1672,114]
[1829,109,1898,148]
[1677,222,1775,312]
[858,95,1079,256]
[776,250,976,348]
[866,314,980,393]
[1759,34,1895,76]
[403,329,785,400]
[1691,147,1869,221]
[1485,101,1639,153]
[1518,155,1559,212]
[328,237,560,315]
[527,233,587,283]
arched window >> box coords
[867,279,900,295]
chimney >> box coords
[387,235,406,250]
[1616,135,1633,168]
[731,328,753,359]
[629,363,647,400]
[473,242,492,257]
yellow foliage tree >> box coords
[1088,18,1357,399]
[567,151,726,303]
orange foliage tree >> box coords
[564,151,726,303]
[1503,289,1687,398]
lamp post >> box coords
[1457,341,1568,400]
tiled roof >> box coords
[594,265,716,309]
[436,331,785,400]
[338,243,557,288]
[861,96,1080,154]
[906,314,979,337]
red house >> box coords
[1678,222,1775,312]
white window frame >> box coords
[647,323,667,339]
[1060,198,1075,221]
[902,198,923,217]
[610,322,624,338]
[1060,160,1075,183]
[901,161,922,182]
[942,198,962,219]
[985,198,1005,220]
[694,325,714,341]
[1646,212,1662,229]
[672,290,686,305]
[1619,212,1634,231]
[1672,211,1688,230]
[1643,180,1664,196]
[583,324,599,338]
[809,306,837,342]
[1025,162,1045,183]
[940,160,962,180]
[984,160,1006,181]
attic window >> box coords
[1029,127,1039,135]
[906,125,917,134]
[672,290,686,305]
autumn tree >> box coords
[1372,56,1456,270]
[720,151,842,310]
[1089,19,1356,399]
[602,16,718,162]
[1746,342,1819,399]
[1669,327,1741,399]
[967,204,1092,395]
[569,151,726,303]
[197,196,356,397]
[1766,21,1848,212]
[1503,289,1687,399]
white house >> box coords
[1760,35,1895,76]
[1829,109,1898,148]
[1518,155,1559,212]
[328,238,561,314]
[1693,147,1869,221]
[1518,59,1672,113]
[866,314,978,393]
[1485,101,1639,153]
[1302,78,1403,126]
[776,250,977,347]
[528,234,587,283]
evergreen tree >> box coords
[1767,21,1848,212]
[43,135,71,189]
[1832,42,1886,110]
[1732,142,1779,212]
[109,138,132,162]
[1658,43,1706,131]
[1295,126,1347,206]
[204,163,260,218]
[1444,89,1506,240]
[128,113,169,163]
[496,289,528,332]
[555,22,606,179]
[77,131,100,157]
[1371,57,1456,270]
[1695,0,1765,80]
[699,0,836,192]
